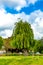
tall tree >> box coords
[11,20,34,51]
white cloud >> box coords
[0,0,26,11]
[31,10,43,39]
[0,30,13,38]
[0,8,29,38]
[28,0,37,4]
[0,8,43,39]
[0,9,13,27]
[0,0,37,11]
[0,8,29,27]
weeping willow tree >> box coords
[11,20,34,51]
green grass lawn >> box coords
[0,56,43,65]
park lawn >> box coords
[0,56,43,65]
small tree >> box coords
[0,36,3,49]
[34,38,43,54]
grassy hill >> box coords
[0,56,43,65]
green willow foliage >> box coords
[11,20,34,50]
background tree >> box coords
[0,36,3,49]
[33,38,43,54]
[10,20,34,51]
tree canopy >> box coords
[10,20,34,51]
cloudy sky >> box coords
[0,0,43,39]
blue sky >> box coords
[0,0,43,39]
[5,0,43,14]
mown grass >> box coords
[0,56,43,65]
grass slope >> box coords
[0,56,43,65]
